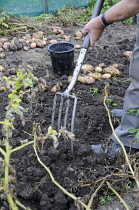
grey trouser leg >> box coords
[111,14,139,149]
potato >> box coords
[51,82,62,93]
[32,31,44,39]
[0,53,6,59]
[0,87,5,92]
[30,42,36,48]
[49,40,58,44]
[63,35,70,42]
[75,37,82,40]
[95,66,103,73]
[75,45,81,49]
[112,63,119,68]
[42,40,47,45]
[104,66,120,76]
[36,41,45,48]
[123,51,132,57]
[43,37,47,41]
[77,75,95,84]
[2,42,10,50]
[9,42,17,51]
[0,38,8,43]
[38,83,46,92]
[101,73,111,79]
[58,29,64,34]
[0,66,4,72]
[23,46,29,51]
[82,64,94,71]
[88,72,101,79]
[75,31,82,38]
[98,63,105,68]
[52,29,58,34]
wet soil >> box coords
[0,20,139,210]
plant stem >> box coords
[10,140,34,154]
[33,129,90,210]
[104,83,139,189]
[4,129,18,210]
[16,200,28,209]
[106,181,130,210]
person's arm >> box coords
[82,0,139,47]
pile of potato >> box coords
[0,31,47,55]
[67,63,120,85]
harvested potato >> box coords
[104,66,120,76]
[0,87,5,92]
[68,75,95,84]
[98,63,105,68]
[95,66,103,73]
[101,73,111,79]
[75,45,81,49]
[77,75,95,84]
[0,66,4,72]
[32,31,44,39]
[82,64,94,71]
[38,83,46,92]
[63,35,70,42]
[81,69,90,75]
[88,72,101,79]
[43,37,47,41]
[0,53,6,59]
[52,29,58,34]
[51,82,62,93]
[112,63,119,68]
[30,42,36,48]
[0,38,8,43]
[123,51,132,57]
[75,31,82,39]
[23,46,29,51]
[36,40,45,48]
[49,40,58,44]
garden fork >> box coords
[51,0,105,153]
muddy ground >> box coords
[0,18,139,210]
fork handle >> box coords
[82,0,105,49]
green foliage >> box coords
[90,88,99,94]
[0,11,9,30]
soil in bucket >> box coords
[48,42,75,75]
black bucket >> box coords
[48,42,75,75]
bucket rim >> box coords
[48,42,75,54]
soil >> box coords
[0,19,139,210]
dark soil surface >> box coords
[0,19,138,210]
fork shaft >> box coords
[65,48,88,95]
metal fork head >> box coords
[51,91,77,133]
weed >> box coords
[127,108,139,116]
[107,98,113,104]
[90,88,99,94]
[99,196,106,205]
[112,103,118,107]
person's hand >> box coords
[82,15,105,47]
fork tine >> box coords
[58,94,64,131]
[70,95,77,153]
[51,94,57,128]
[63,98,70,150]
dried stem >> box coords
[106,181,130,210]
[104,83,139,189]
